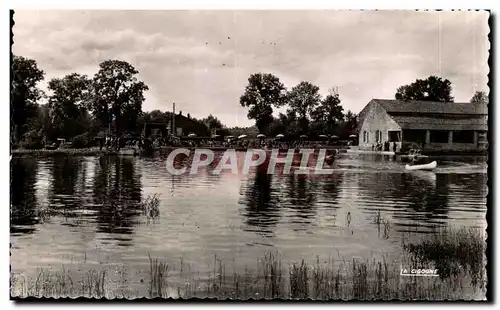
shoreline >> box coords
[11,146,348,157]
[11,147,489,157]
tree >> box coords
[11,55,45,143]
[32,103,53,141]
[201,114,224,134]
[395,76,454,102]
[338,110,358,138]
[48,73,92,139]
[470,91,488,105]
[240,73,287,134]
[311,88,344,135]
[90,60,149,135]
[287,81,321,134]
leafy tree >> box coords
[338,110,358,138]
[267,112,301,138]
[287,81,321,134]
[48,73,91,139]
[26,103,53,143]
[240,73,287,134]
[90,60,149,135]
[395,75,454,102]
[146,110,170,123]
[227,126,259,138]
[11,55,45,143]
[470,91,488,105]
[311,88,344,135]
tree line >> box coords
[11,55,488,149]
[239,73,358,139]
[10,56,233,149]
[239,73,488,139]
[11,56,152,148]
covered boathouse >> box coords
[357,99,488,154]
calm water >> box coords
[10,152,487,294]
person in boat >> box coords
[411,150,430,165]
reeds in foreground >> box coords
[11,226,486,300]
[403,226,486,289]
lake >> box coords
[10,151,488,298]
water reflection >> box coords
[239,165,280,237]
[48,156,84,220]
[10,154,487,275]
[11,157,39,235]
[284,174,318,231]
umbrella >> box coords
[238,134,248,139]
[257,134,266,138]
[276,134,285,139]
[349,134,357,138]
[318,134,328,139]
[300,134,308,139]
[188,133,197,137]
[330,135,339,139]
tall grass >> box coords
[11,226,486,300]
[403,226,486,289]
[11,267,107,298]
[148,254,169,298]
[140,194,160,220]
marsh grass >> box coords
[140,194,160,220]
[11,267,107,298]
[403,226,486,289]
[11,226,486,300]
[148,254,169,298]
[372,211,391,240]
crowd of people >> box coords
[371,141,398,153]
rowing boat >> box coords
[405,161,437,171]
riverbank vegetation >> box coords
[11,226,486,300]
[12,55,360,151]
[14,55,487,151]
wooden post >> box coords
[172,102,176,137]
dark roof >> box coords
[390,115,488,131]
[372,99,487,115]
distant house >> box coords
[141,112,210,138]
[357,99,488,153]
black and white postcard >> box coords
[10,9,490,301]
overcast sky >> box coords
[13,10,489,127]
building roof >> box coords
[390,115,488,131]
[372,99,488,115]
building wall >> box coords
[358,101,401,150]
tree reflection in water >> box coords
[92,156,142,244]
[11,157,39,235]
[239,164,280,238]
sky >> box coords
[13,10,489,127]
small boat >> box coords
[400,149,428,163]
[405,161,437,171]
[45,143,58,150]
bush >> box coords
[72,133,91,149]
[19,130,44,149]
